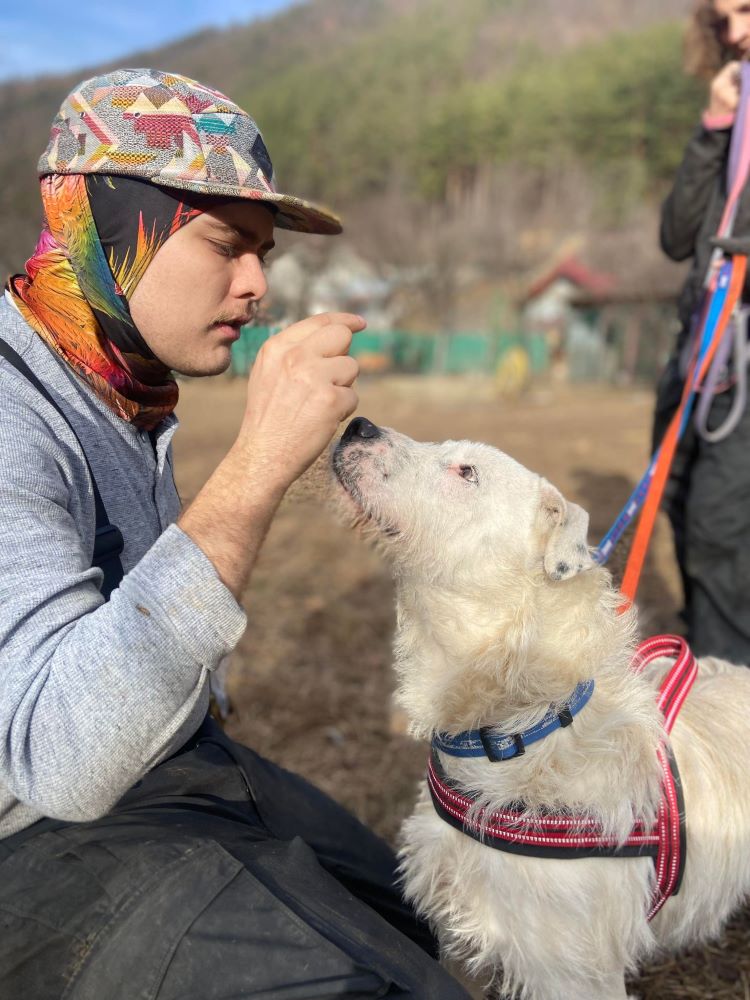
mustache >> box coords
[213,302,259,326]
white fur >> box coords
[332,426,750,1000]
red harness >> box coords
[427,636,698,920]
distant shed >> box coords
[521,254,682,383]
[569,282,681,384]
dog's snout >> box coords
[341,417,381,443]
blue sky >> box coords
[0,0,299,83]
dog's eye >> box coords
[458,465,478,484]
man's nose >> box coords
[233,253,268,299]
[341,417,381,443]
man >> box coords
[0,68,468,999]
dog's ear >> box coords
[539,482,594,582]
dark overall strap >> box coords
[0,338,124,600]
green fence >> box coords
[229,327,279,377]
[230,327,548,377]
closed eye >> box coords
[209,240,271,266]
[209,239,240,258]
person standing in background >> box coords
[656,0,750,662]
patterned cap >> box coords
[39,68,342,235]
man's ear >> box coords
[539,482,594,582]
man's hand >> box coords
[179,312,365,599]
[236,313,365,494]
[707,61,741,118]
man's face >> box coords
[129,200,276,376]
[715,0,750,55]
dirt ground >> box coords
[173,373,748,1000]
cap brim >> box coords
[149,174,342,235]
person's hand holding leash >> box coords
[707,60,742,117]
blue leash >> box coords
[594,260,734,565]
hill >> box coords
[0,0,702,311]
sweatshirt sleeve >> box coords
[660,123,731,262]
[0,391,247,823]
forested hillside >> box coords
[0,0,702,309]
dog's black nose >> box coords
[341,417,381,442]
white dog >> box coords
[332,417,750,1000]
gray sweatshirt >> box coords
[0,294,247,837]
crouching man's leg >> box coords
[0,721,469,1000]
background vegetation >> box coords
[0,0,703,318]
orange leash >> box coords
[618,255,748,611]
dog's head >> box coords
[332,417,595,590]
[333,419,632,734]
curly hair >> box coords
[684,0,735,78]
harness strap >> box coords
[649,744,686,920]
[634,634,699,733]
[427,751,660,859]
[427,636,696,920]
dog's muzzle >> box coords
[332,417,384,511]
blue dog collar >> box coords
[432,679,595,762]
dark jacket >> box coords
[660,124,743,343]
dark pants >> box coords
[653,358,750,662]
[0,720,468,1000]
